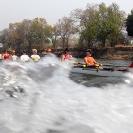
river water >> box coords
[0,55,133,133]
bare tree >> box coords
[55,17,78,48]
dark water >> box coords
[70,59,131,87]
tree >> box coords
[126,10,133,37]
[49,25,59,48]
[0,29,10,45]
[96,3,124,47]
[56,17,78,48]
[80,5,99,47]
[70,4,99,47]
[0,18,52,51]
[70,2,126,47]
[26,18,51,51]
[10,23,26,51]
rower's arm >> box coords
[84,57,91,65]
[93,58,98,64]
[61,55,65,61]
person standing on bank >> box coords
[31,49,40,62]
[61,48,72,61]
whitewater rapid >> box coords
[0,55,133,133]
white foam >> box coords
[0,56,133,133]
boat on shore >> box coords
[71,65,128,77]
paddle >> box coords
[73,62,102,73]
[102,64,128,68]
[73,62,102,67]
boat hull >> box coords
[71,67,126,77]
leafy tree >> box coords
[26,18,51,51]
[0,29,10,45]
[49,25,59,48]
[0,18,52,52]
[70,4,99,47]
[71,2,126,47]
[10,23,26,51]
[81,8,99,47]
[96,3,123,47]
[126,10,133,37]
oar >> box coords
[73,62,84,65]
[73,62,102,72]
[73,62,102,67]
[102,64,127,67]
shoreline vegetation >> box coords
[52,46,133,60]
[1,45,132,62]
[1,45,133,60]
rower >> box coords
[20,50,30,62]
[0,54,2,61]
[31,49,40,62]
[44,48,52,57]
[84,49,103,69]
[2,49,10,60]
[61,48,72,61]
[127,55,133,69]
[120,55,133,71]
[11,50,18,61]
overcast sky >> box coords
[0,0,133,31]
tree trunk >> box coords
[79,36,83,48]
[62,38,65,48]
[65,38,69,48]
[101,38,106,47]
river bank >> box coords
[4,47,133,60]
[51,47,133,60]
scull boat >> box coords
[71,66,128,77]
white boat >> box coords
[71,66,128,77]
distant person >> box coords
[20,50,30,62]
[0,54,2,60]
[11,50,18,61]
[46,48,52,53]
[2,49,10,60]
[44,48,52,57]
[84,49,102,68]
[120,55,133,71]
[61,48,72,61]
[31,49,40,62]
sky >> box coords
[0,0,133,31]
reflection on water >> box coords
[0,57,133,133]
[70,73,124,87]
